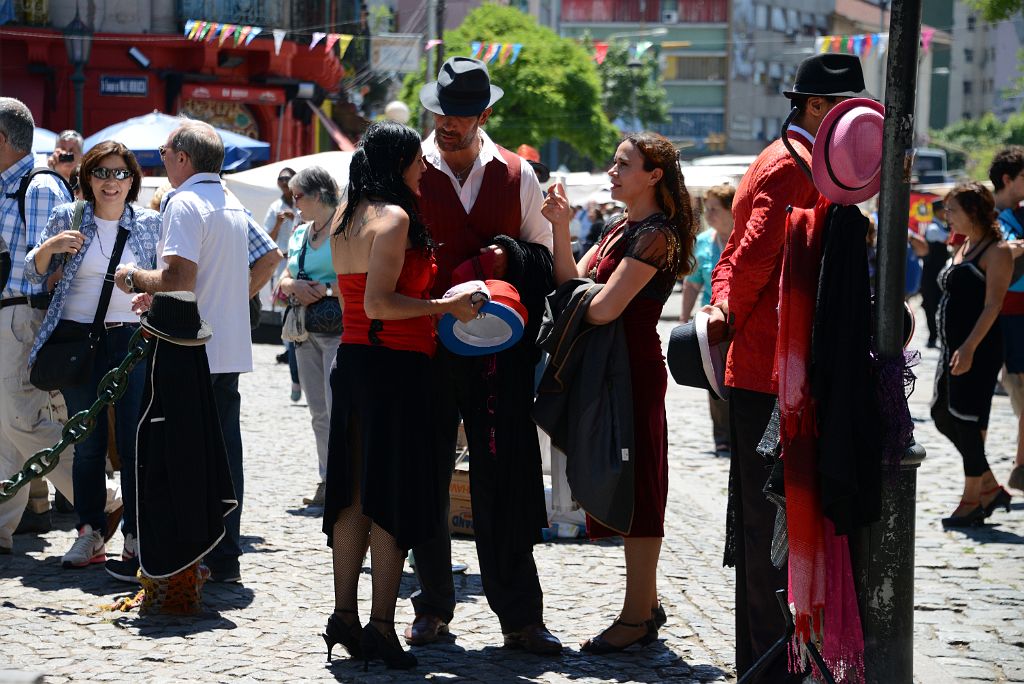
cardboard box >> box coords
[448,451,473,536]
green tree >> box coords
[930,111,1024,180]
[400,4,619,165]
[968,0,1023,21]
[594,40,669,130]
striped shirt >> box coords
[1,154,73,298]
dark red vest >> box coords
[419,145,522,297]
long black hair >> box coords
[335,120,433,249]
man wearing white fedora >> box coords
[705,52,870,681]
[405,56,562,655]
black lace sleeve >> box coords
[624,224,680,274]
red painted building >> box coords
[0,26,344,162]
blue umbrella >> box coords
[83,111,270,170]
[33,127,58,154]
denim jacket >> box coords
[24,201,162,366]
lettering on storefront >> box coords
[181,83,284,106]
[99,76,149,97]
[179,100,260,139]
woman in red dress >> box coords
[324,121,481,669]
[542,131,697,653]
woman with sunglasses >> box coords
[25,140,161,577]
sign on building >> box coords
[370,33,422,74]
[99,76,149,97]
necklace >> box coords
[93,227,111,259]
[450,158,476,184]
[309,219,328,243]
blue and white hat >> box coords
[437,280,528,356]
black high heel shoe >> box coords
[982,486,1012,518]
[652,602,667,629]
[941,503,986,528]
[361,618,417,671]
[580,619,658,655]
[323,609,363,662]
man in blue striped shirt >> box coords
[0,97,77,554]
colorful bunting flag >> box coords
[187,21,202,40]
[272,28,286,55]
[482,43,500,63]
[498,43,514,65]
[233,25,243,46]
[184,20,196,38]
[425,39,443,51]
[336,34,354,58]
[470,41,482,59]
[863,33,874,56]
[207,23,221,42]
[510,43,522,64]
[245,26,262,46]
[325,33,340,53]
[814,36,826,53]
[852,34,864,55]
[310,32,326,50]
[921,26,935,52]
[594,41,608,64]
[635,40,653,58]
[218,24,235,47]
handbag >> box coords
[281,302,308,343]
[30,202,129,391]
[294,225,342,335]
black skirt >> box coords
[322,343,440,551]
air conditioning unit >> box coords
[662,10,679,23]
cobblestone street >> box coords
[1,297,1022,683]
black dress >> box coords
[934,239,1002,426]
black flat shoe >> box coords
[982,487,1012,518]
[580,619,657,655]
[941,506,986,528]
[323,610,362,662]
[362,618,417,670]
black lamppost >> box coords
[63,6,93,134]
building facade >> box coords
[0,0,353,162]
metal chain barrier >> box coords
[0,327,153,503]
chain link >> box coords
[0,327,153,502]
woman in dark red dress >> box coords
[542,131,697,653]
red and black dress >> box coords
[323,248,442,551]
[585,213,683,539]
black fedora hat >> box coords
[783,53,873,100]
[419,57,504,117]
[140,291,213,347]
[667,311,728,400]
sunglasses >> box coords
[90,167,133,181]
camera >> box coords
[58,153,75,163]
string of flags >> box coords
[590,41,653,65]
[469,42,523,65]
[183,19,355,58]
[814,32,899,58]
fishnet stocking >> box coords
[331,418,370,616]
[369,522,405,627]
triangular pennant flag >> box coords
[184,20,196,38]
[325,33,340,53]
[470,41,482,59]
[233,25,243,46]
[814,36,826,53]
[245,26,262,46]
[197,22,212,40]
[336,34,354,58]
[272,28,286,54]
[877,33,889,56]
[482,43,500,63]
[852,35,864,55]
[921,27,936,52]
[218,24,235,47]
[510,43,522,64]
[310,32,326,50]
[425,39,443,51]
[594,41,608,64]
[636,40,653,57]
[188,21,203,40]
[498,43,514,65]
[208,23,222,42]
[862,33,873,56]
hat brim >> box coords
[667,314,727,398]
[695,313,728,400]
[140,317,213,347]
[438,300,524,356]
[419,82,504,116]
[811,97,884,205]
[783,87,876,100]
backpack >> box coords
[5,167,73,228]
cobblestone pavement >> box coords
[0,296,1022,683]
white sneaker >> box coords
[62,525,106,568]
[121,532,137,561]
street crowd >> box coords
[1,49,1023,682]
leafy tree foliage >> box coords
[593,40,669,131]
[968,0,1023,21]
[400,4,619,165]
[930,111,1024,180]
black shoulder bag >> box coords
[30,213,131,391]
[296,227,342,335]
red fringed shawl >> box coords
[776,200,865,683]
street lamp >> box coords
[627,58,644,131]
[63,5,93,134]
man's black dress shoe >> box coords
[403,614,448,646]
[503,623,563,655]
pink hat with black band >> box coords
[812,98,885,205]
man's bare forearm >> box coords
[249,249,283,298]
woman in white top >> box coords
[27,140,162,576]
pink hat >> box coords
[811,98,884,205]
